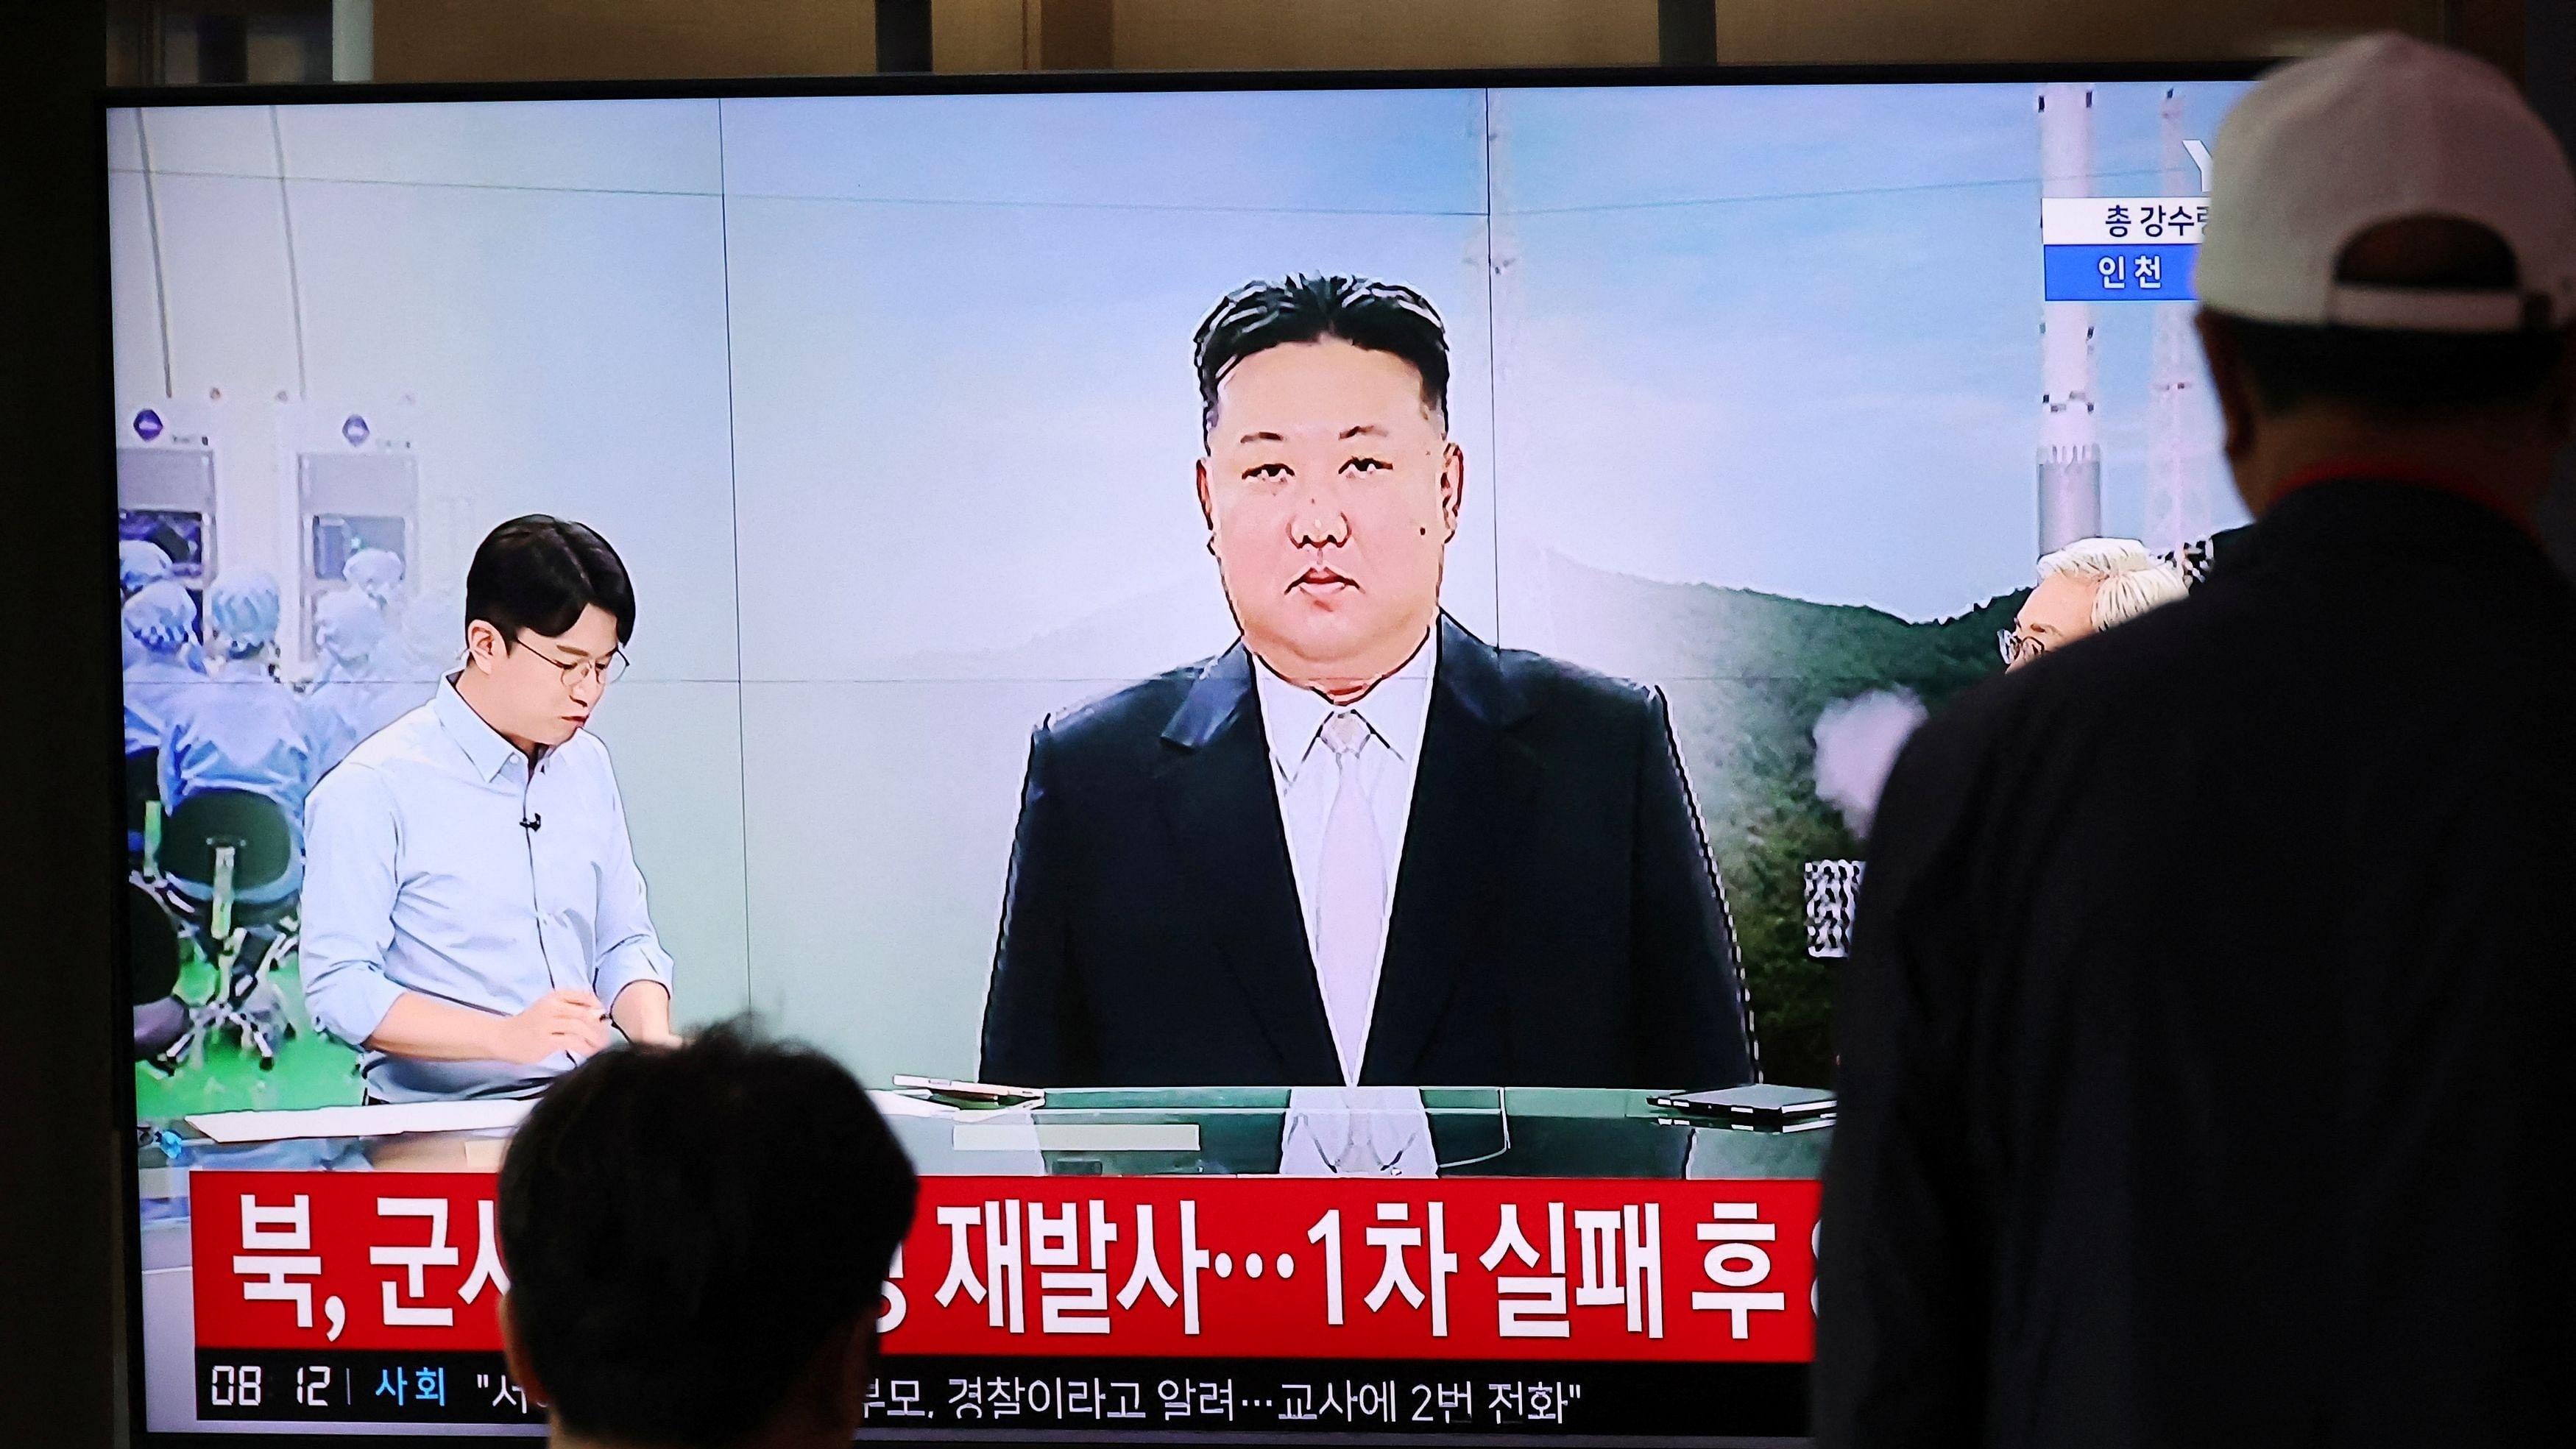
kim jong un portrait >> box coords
[978,275,1756,1091]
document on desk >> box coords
[185,1099,534,1144]
[869,1089,969,1119]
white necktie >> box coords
[1314,709,1384,1087]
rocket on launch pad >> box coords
[2037,82,2101,556]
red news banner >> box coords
[194,1173,1817,1363]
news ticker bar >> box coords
[197,1350,1808,1436]
[196,1172,1818,1361]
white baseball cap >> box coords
[2197,32,2576,333]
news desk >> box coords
[890,1086,1827,1178]
[140,1085,1830,1183]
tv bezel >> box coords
[100,55,2266,1448]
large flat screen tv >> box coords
[108,61,2251,1444]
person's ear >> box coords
[1439,439,1465,541]
[495,1293,553,1411]
[1195,456,1218,554]
[464,619,504,674]
[2194,309,2262,467]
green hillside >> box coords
[1530,559,2023,1085]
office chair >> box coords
[146,787,304,1071]
[129,878,188,1062]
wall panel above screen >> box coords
[107,65,2247,1443]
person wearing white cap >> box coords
[120,581,202,757]
[342,545,460,682]
[118,539,174,667]
[118,539,171,598]
[1819,34,2576,1448]
[302,587,432,779]
[155,569,319,822]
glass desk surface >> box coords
[140,1085,1828,1208]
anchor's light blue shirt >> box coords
[300,677,673,1102]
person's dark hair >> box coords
[1193,274,1450,436]
[464,514,637,647]
[2208,216,2569,415]
[498,1022,918,1448]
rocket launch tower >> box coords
[2037,82,2101,556]
[2145,87,2218,570]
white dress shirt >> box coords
[1252,630,1436,1073]
[300,677,674,1102]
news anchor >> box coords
[980,274,1754,1090]
[302,516,678,1102]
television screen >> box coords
[111,68,2248,1442]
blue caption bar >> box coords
[2044,244,2199,302]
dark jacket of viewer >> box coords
[1819,478,2576,1447]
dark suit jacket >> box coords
[1816,479,2576,1448]
[978,614,1755,1088]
